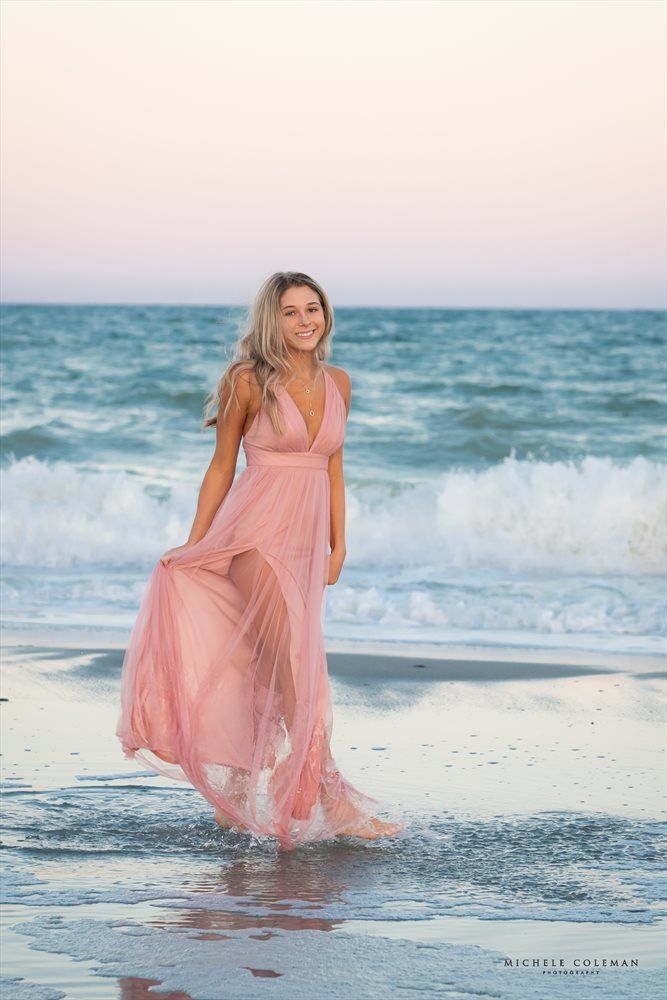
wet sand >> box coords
[1,632,665,999]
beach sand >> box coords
[1,632,665,999]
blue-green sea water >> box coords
[1,305,666,1000]
[1,304,665,655]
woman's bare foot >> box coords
[337,816,404,840]
[213,809,245,831]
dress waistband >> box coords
[243,445,329,470]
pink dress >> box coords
[116,367,382,850]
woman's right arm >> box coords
[161,372,253,564]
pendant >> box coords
[309,409,315,416]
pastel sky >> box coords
[1,0,665,308]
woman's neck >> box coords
[284,354,322,382]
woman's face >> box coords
[279,286,325,355]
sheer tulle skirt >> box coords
[116,457,382,850]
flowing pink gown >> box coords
[116,367,382,850]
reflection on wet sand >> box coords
[118,977,193,999]
[147,855,346,935]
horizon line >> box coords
[1,300,666,313]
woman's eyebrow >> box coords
[281,301,320,310]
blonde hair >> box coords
[202,271,335,434]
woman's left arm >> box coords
[327,369,351,585]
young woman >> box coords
[116,271,403,850]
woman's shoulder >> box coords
[324,364,351,392]
[324,364,351,411]
[219,366,260,414]
[232,366,262,400]
[233,365,259,386]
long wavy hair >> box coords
[202,271,335,434]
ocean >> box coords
[2,304,666,998]
[2,304,665,655]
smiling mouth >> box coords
[297,330,316,338]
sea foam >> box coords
[2,453,664,575]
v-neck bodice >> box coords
[277,369,329,452]
[243,367,347,464]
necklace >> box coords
[289,368,323,417]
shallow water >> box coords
[1,643,665,998]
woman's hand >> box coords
[326,545,346,585]
[160,543,193,567]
